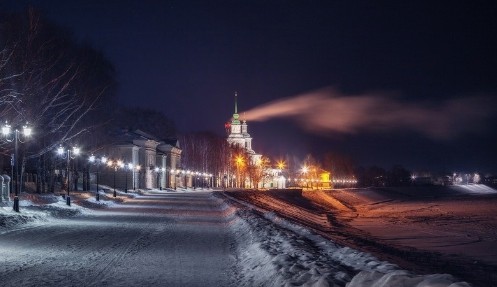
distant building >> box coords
[98,129,181,190]
[225,93,284,189]
[226,92,261,163]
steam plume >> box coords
[242,88,496,139]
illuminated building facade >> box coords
[225,93,285,189]
[226,92,261,163]
[100,129,181,189]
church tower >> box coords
[230,92,241,134]
[227,92,254,153]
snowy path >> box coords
[0,192,238,287]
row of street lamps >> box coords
[169,169,213,189]
[88,155,147,199]
[1,121,213,212]
[66,153,169,202]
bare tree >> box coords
[246,155,270,189]
[1,9,116,156]
[0,9,117,193]
[179,132,232,187]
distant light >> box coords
[155,167,159,172]
[301,166,309,174]
[23,125,32,137]
[89,155,95,162]
[2,124,11,136]
[101,156,107,164]
[136,165,141,171]
[73,147,80,155]
[57,146,65,155]
[128,163,133,169]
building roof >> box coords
[112,129,179,148]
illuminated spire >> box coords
[232,92,240,124]
[234,92,238,114]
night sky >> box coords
[2,1,497,173]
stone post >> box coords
[1,175,10,202]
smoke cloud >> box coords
[242,88,496,139]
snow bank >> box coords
[230,207,354,286]
[347,271,472,287]
[451,184,497,194]
[222,193,472,287]
[1,205,45,230]
[1,193,96,231]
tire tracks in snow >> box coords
[81,219,159,286]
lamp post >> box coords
[57,145,80,206]
[107,159,123,197]
[193,172,198,189]
[235,155,244,189]
[154,167,164,190]
[2,122,32,212]
[89,155,106,201]
[301,166,309,189]
[89,155,96,199]
[133,165,141,190]
[125,163,133,193]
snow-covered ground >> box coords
[0,188,475,286]
[227,185,497,286]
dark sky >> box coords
[3,0,497,173]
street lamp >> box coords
[56,145,80,206]
[301,166,309,189]
[193,172,198,189]
[2,122,32,212]
[235,155,244,188]
[89,155,106,201]
[107,159,122,197]
[133,165,141,190]
[154,167,164,190]
[125,163,133,193]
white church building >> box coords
[226,93,261,163]
[226,93,285,189]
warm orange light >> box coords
[235,155,244,166]
[277,161,285,170]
